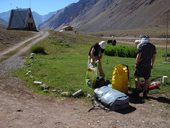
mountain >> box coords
[0,10,55,28]
[0,11,10,23]
[0,18,7,28]
[40,0,170,32]
[32,11,56,28]
[40,0,98,30]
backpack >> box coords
[112,64,129,93]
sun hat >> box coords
[139,35,150,43]
[140,37,149,44]
[135,35,150,49]
[98,41,106,49]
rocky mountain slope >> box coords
[40,0,99,30]
[40,0,170,32]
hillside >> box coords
[0,28,35,51]
[32,11,56,28]
[0,18,7,28]
[40,0,170,32]
[40,0,98,30]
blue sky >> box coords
[0,0,79,15]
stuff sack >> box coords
[94,85,129,111]
[85,63,98,87]
[112,64,129,93]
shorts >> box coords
[134,66,152,80]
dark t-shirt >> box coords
[137,42,156,67]
[88,43,104,56]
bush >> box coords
[162,53,170,57]
[105,44,137,58]
[31,45,46,54]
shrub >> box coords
[31,45,46,54]
[105,44,137,58]
[162,53,170,57]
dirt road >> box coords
[0,32,170,128]
[0,31,49,61]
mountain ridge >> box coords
[40,0,170,32]
[0,10,56,28]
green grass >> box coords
[15,31,170,97]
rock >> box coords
[51,89,57,92]
[33,81,43,85]
[43,89,49,93]
[30,53,35,59]
[61,92,71,97]
[87,94,92,98]
[72,89,84,98]
[40,83,49,89]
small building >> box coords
[7,8,36,31]
[62,25,73,31]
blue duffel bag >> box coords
[94,84,129,111]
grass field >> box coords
[16,31,170,97]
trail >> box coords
[0,31,169,128]
[0,31,49,61]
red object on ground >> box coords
[149,82,159,90]
[139,81,160,90]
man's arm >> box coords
[90,48,98,64]
[151,54,156,68]
[135,52,141,68]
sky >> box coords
[0,0,79,15]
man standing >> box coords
[134,36,156,98]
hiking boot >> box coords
[132,89,142,97]
[143,90,149,99]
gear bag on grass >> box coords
[112,64,129,93]
[94,84,129,111]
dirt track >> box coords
[0,32,170,128]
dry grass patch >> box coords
[0,28,35,51]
